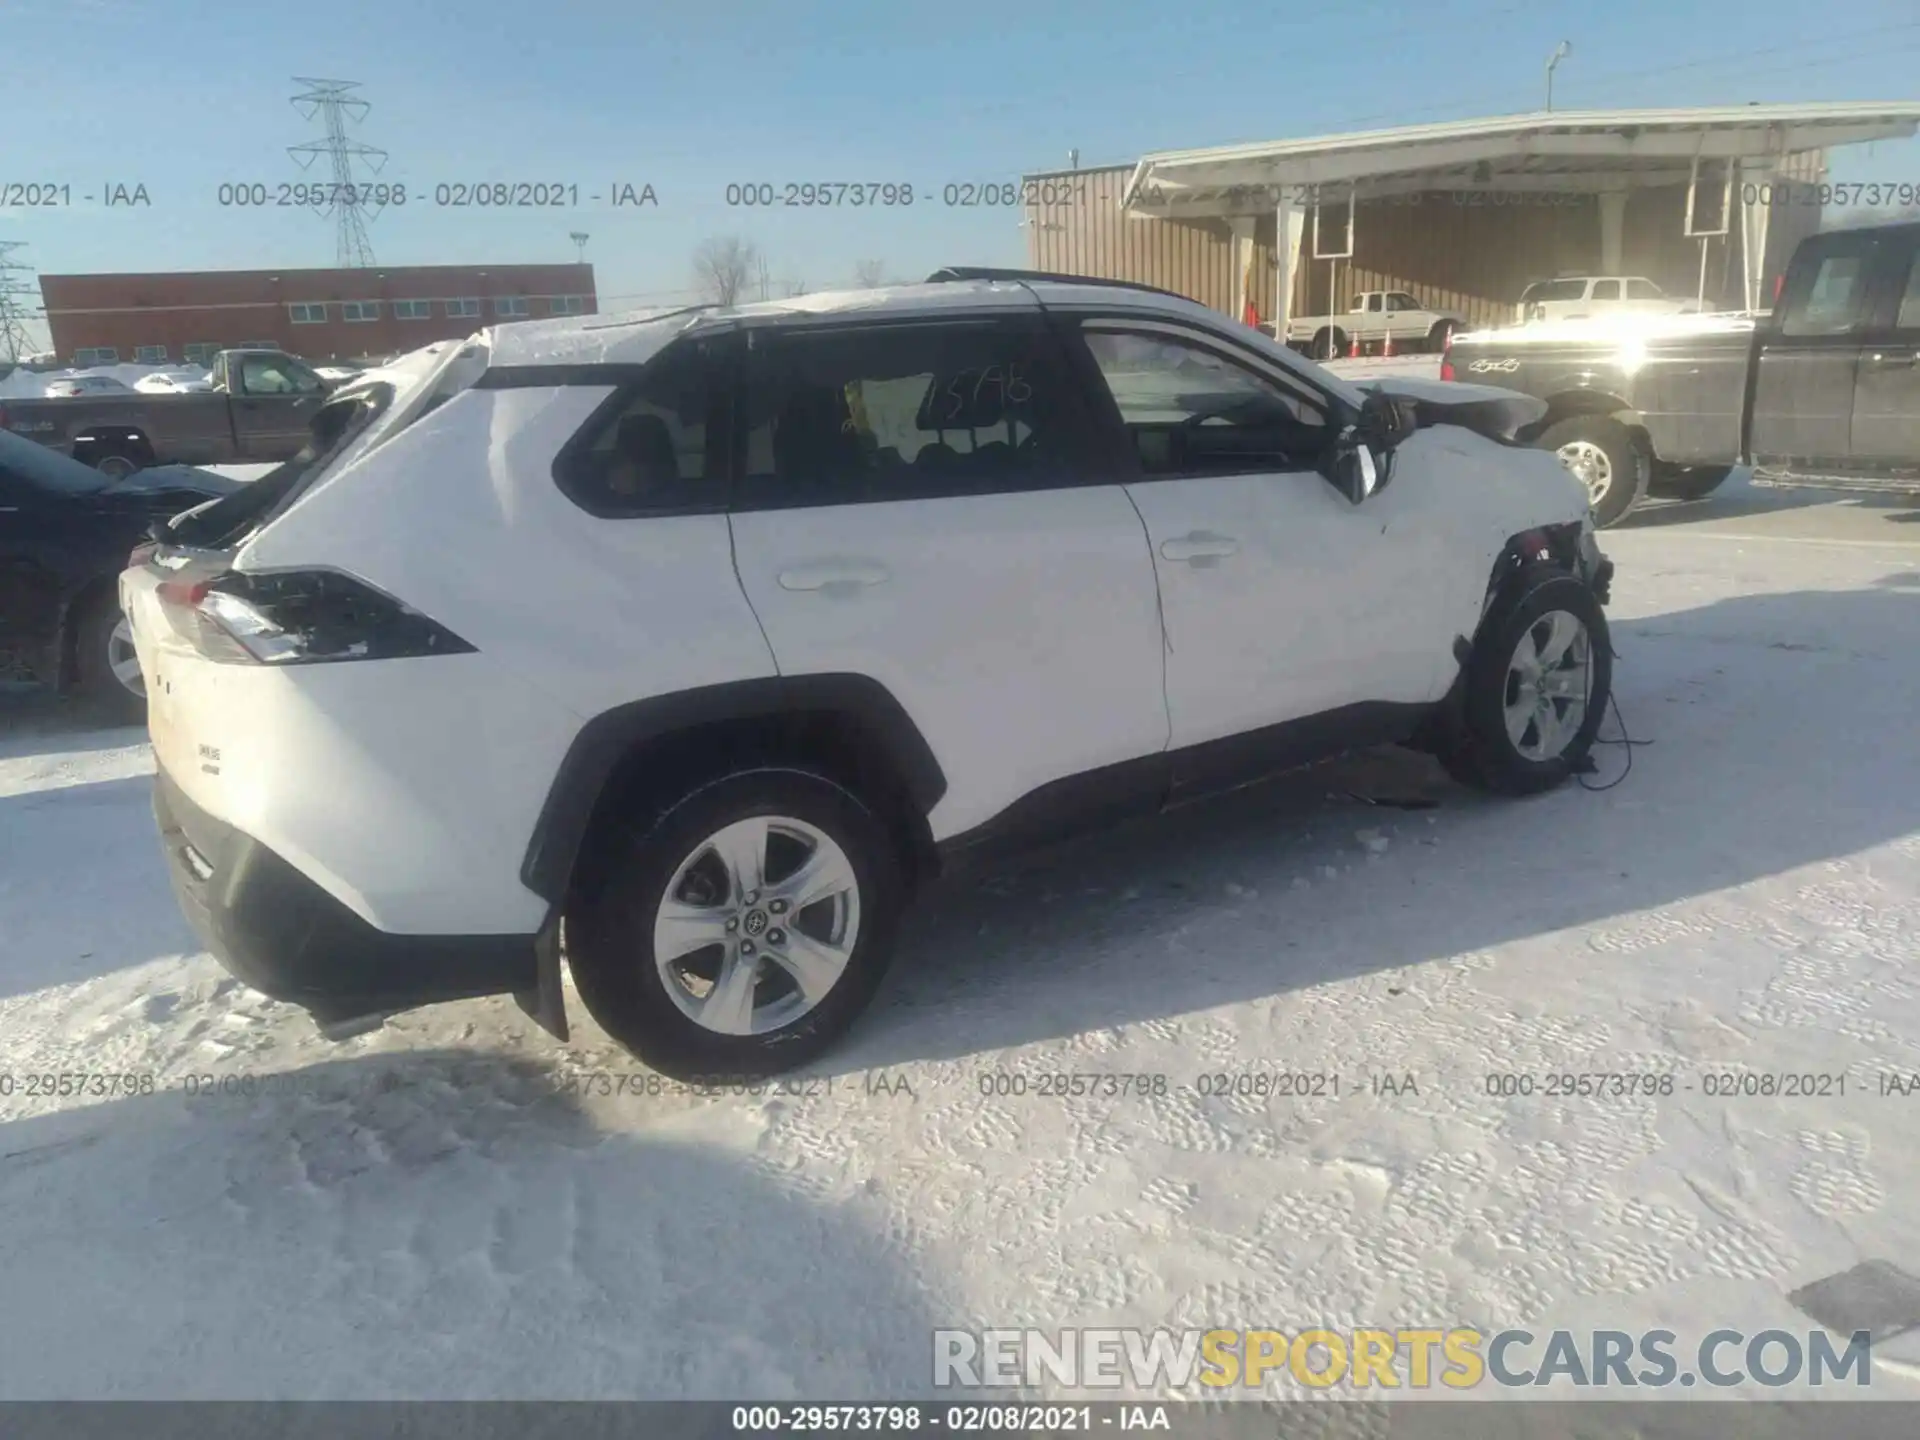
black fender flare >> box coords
[518,672,947,906]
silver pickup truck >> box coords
[1443,220,1920,527]
[0,348,331,477]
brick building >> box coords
[39,263,597,367]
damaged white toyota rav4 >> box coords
[122,269,1615,1079]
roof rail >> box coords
[923,267,1191,302]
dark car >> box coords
[0,427,238,719]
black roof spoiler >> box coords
[923,267,1191,302]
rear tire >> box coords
[1649,462,1732,501]
[1426,319,1457,352]
[72,593,146,724]
[567,767,907,1080]
[1538,414,1645,528]
[1435,567,1612,797]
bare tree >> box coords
[851,258,887,289]
[692,236,759,306]
[781,277,810,298]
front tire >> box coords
[567,767,906,1080]
[1538,415,1646,528]
[1436,567,1612,797]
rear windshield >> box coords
[161,383,394,550]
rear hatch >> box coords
[121,336,490,791]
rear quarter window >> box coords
[551,337,729,517]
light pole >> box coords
[1545,41,1572,112]
[570,231,589,263]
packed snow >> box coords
[3,479,1920,1402]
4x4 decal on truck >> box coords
[1469,358,1522,373]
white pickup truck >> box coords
[1279,290,1467,358]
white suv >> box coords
[122,270,1616,1079]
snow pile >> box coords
[2,509,1920,1400]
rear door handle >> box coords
[777,560,891,594]
[1866,352,1918,367]
[1160,531,1239,566]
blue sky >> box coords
[3,0,1917,330]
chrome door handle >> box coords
[1867,352,1918,367]
[1160,532,1239,566]
[777,561,891,593]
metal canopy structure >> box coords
[1109,102,1920,330]
[1121,103,1920,216]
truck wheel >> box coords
[1435,566,1613,797]
[1649,463,1732,501]
[1538,415,1645,528]
[1426,320,1457,352]
[567,766,907,1080]
[92,452,142,481]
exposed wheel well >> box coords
[562,708,940,911]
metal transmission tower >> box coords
[289,77,388,267]
[0,242,43,364]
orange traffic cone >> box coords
[1382,329,1394,357]
[1348,333,1360,358]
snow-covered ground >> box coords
[4,479,1920,1401]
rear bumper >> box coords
[153,763,539,1028]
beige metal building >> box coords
[1024,103,1920,341]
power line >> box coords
[0,242,43,364]
[289,77,388,268]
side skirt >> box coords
[935,700,1434,878]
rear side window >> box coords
[1590,279,1621,301]
[1894,248,1920,333]
[1782,245,1873,337]
[735,319,1092,507]
[552,337,728,516]
[1525,279,1587,304]
[1626,278,1663,300]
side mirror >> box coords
[1335,441,1382,504]
[1330,390,1415,504]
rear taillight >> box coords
[157,569,475,666]
[1439,355,1456,382]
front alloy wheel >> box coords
[1434,566,1612,796]
[1501,610,1591,762]
[652,815,861,1037]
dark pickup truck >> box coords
[0,348,332,478]
[1443,219,1920,526]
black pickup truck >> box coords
[0,348,332,478]
[1443,220,1920,526]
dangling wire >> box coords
[1575,636,1647,792]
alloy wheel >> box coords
[1555,439,1614,507]
[651,814,861,1037]
[1502,609,1592,762]
[107,615,144,698]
